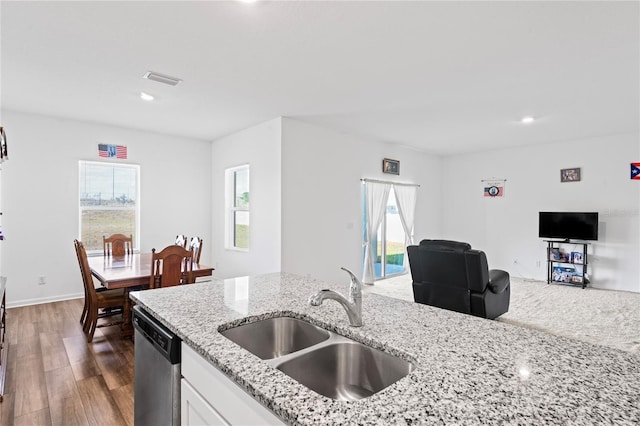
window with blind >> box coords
[225,165,250,250]
[79,161,140,252]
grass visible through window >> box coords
[377,241,405,265]
[82,210,135,251]
[235,224,249,249]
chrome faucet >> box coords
[308,267,363,327]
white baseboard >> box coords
[7,292,84,309]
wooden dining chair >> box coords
[77,239,118,329]
[189,236,203,264]
[103,233,133,256]
[74,240,126,342]
[149,245,194,289]
[175,234,188,249]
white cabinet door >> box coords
[181,378,229,426]
[181,343,285,426]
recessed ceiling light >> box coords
[521,116,535,124]
[140,92,155,101]
[518,367,530,381]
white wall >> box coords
[441,132,640,293]
[281,118,441,286]
[1,110,212,307]
[5,109,635,307]
[210,118,282,278]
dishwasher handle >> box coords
[132,305,181,364]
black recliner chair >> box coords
[407,239,510,319]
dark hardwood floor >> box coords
[0,299,133,425]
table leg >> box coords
[121,287,134,338]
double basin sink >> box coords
[220,316,415,401]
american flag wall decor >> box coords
[98,144,128,159]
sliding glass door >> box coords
[374,188,406,279]
[362,180,416,284]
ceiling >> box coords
[1,1,638,156]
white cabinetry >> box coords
[181,343,284,426]
[181,378,228,425]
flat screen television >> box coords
[538,212,599,241]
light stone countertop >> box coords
[130,272,640,425]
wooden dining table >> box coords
[88,253,215,337]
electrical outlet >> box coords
[38,276,46,285]
[536,260,541,268]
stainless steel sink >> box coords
[276,341,415,401]
[221,315,416,400]
[221,317,330,359]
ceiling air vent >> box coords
[143,71,182,86]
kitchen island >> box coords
[130,273,639,425]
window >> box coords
[79,161,140,252]
[225,165,250,250]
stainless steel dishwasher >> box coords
[132,305,181,426]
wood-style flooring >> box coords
[0,298,133,425]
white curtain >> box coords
[394,185,417,270]
[362,181,391,285]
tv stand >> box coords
[544,240,589,288]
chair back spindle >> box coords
[175,234,188,249]
[189,236,203,264]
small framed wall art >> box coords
[383,158,399,175]
[560,167,580,182]
[0,127,7,161]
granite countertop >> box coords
[130,273,640,425]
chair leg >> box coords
[80,301,88,327]
[87,311,98,343]
[82,311,91,333]
[87,320,97,343]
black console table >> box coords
[545,240,589,289]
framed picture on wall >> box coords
[560,167,580,182]
[0,127,7,161]
[383,158,399,175]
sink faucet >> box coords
[308,267,363,327]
